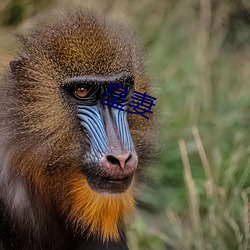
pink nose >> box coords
[99,152,138,175]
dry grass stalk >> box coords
[241,191,250,250]
[192,126,214,195]
[179,139,203,249]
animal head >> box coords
[0,10,154,242]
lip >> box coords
[84,172,134,194]
[104,174,130,181]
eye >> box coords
[74,87,89,98]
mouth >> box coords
[84,171,134,194]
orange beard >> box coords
[67,174,135,241]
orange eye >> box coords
[75,87,89,98]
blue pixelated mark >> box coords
[100,82,128,111]
[101,82,156,119]
[127,91,156,119]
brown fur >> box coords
[0,9,154,245]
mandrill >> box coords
[0,9,154,250]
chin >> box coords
[64,172,135,241]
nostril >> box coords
[100,153,137,174]
[106,155,120,165]
[125,154,132,164]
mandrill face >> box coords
[0,10,154,243]
[62,73,138,195]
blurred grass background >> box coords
[1,0,250,249]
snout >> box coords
[99,151,138,176]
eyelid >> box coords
[62,80,95,89]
